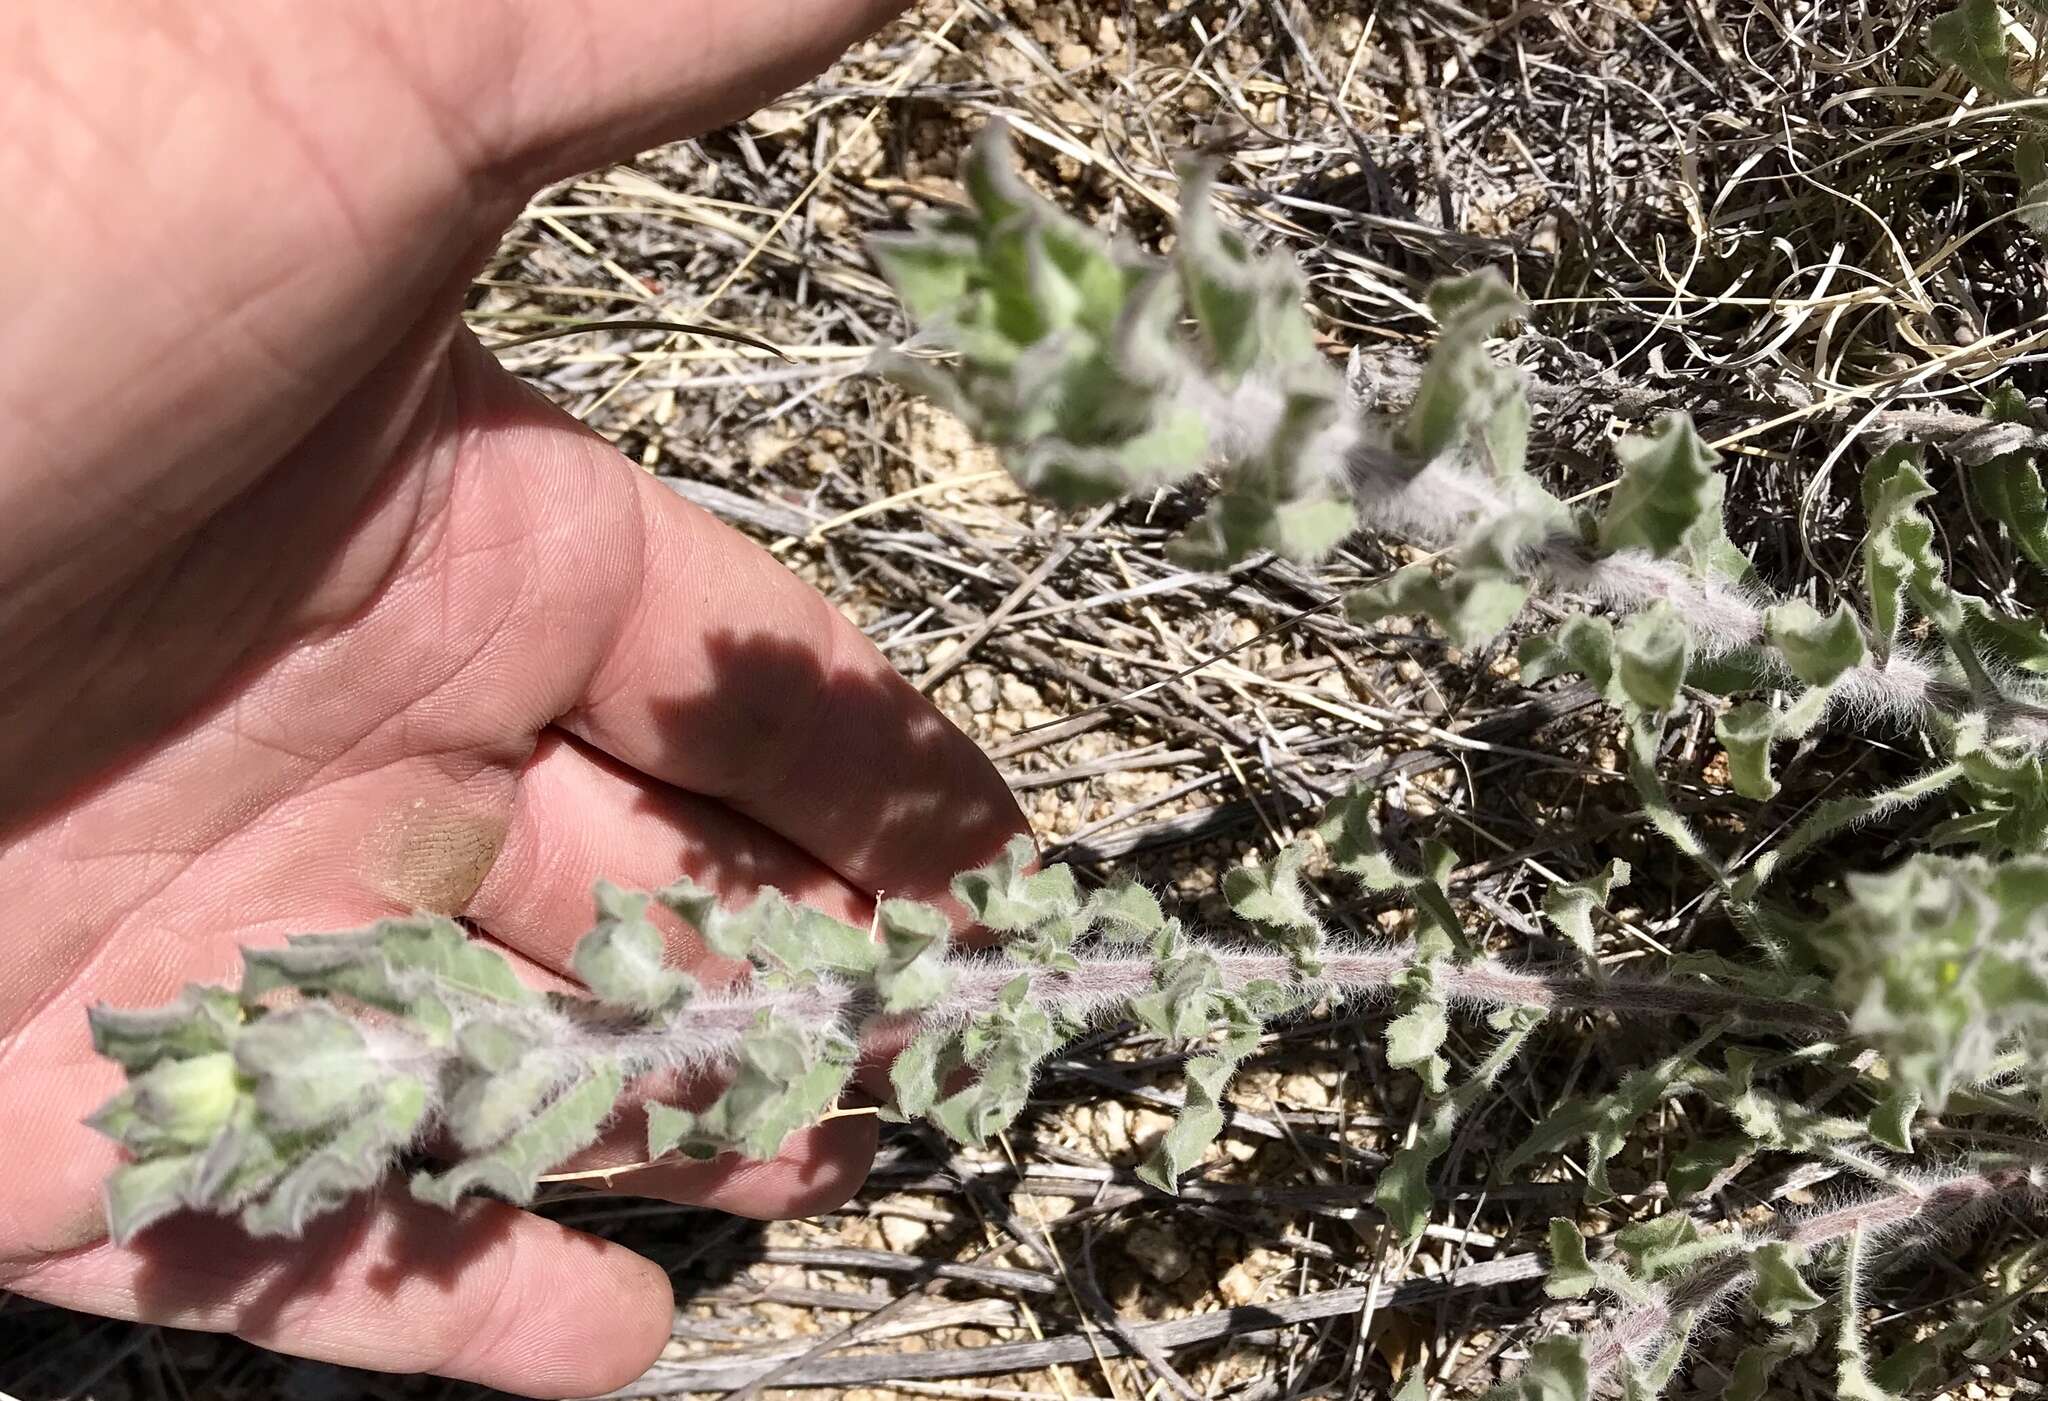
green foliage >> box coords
[1377,1006,1543,1244]
[953,834,1078,933]
[1816,853,2048,1108]
[88,985,243,1072]
[1716,700,1784,801]
[648,1035,853,1163]
[1863,445,1955,646]
[858,122,2048,1401]
[1348,532,1532,648]
[1615,604,1692,713]
[1223,841,1324,973]
[414,1066,623,1208]
[868,127,1204,509]
[1500,1025,1722,1201]
[1750,1243,1826,1325]
[1972,444,2048,573]
[1727,1319,1821,1401]
[1491,1339,1591,1401]
[1929,0,2020,96]
[1596,417,1724,562]
[875,900,957,1012]
[874,122,1354,565]
[576,883,696,1013]
[1400,272,1528,468]
[1764,599,1868,686]
[1543,860,1629,963]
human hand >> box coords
[0,3,1027,1394]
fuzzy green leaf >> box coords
[1727,1319,1821,1401]
[232,1005,382,1134]
[1543,859,1630,960]
[1175,162,1321,378]
[1166,384,1357,568]
[1974,448,2048,571]
[1862,445,1941,647]
[104,1155,203,1243]
[650,1042,853,1163]
[1385,996,1450,1084]
[869,124,1208,510]
[888,1028,953,1121]
[1717,700,1782,800]
[1520,615,1624,706]
[953,835,1081,933]
[1615,1213,1739,1283]
[88,986,243,1073]
[574,883,694,1013]
[658,881,877,979]
[1751,1242,1825,1325]
[1667,1135,1751,1201]
[1315,790,1464,953]
[1816,853,2048,1107]
[1401,271,1527,466]
[1764,599,1869,686]
[1348,540,1529,648]
[1544,1219,1600,1298]
[875,899,957,1013]
[414,1065,621,1208]
[1494,1338,1591,1401]
[1503,1031,1717,1199]
[1223,842,1323,972]
[446,1051,565,1154]
[1929,0,2018,96]
[90,1051,242,1155]
[1131,944,1225,1042]
[1136,1044,1246,1192]
[240,1075,430,1239]
[1597,416,1723,561]
[456,1019,531,1074]
[1084,880,1165,940]
[922,972,1072,1149]
[868,229,981,321]
[1381,1012,1540,1245]
[1372,1135,1439,1245]
[1616,603,1692,713]
[240,915,538,1026]
[1868,1081,1921,1153]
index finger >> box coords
[553,432,1029,910]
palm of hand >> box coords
[0,3,1014,1393]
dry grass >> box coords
[12,2,2048,1398]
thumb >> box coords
[453,0,914,190]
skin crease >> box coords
[0,2,1031,1395]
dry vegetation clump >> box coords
[12,2,2048,1398]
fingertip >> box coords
[505,1226,676,1399]
[427,1204,675,1398]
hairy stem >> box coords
[1580,1169,2038,1387]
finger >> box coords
[453,345,1029,910]
[441,1,915,189]
[571,466,1028,906]
[467,728,871,976]
[462,731,881,1212]
[10,1194,672,1398]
